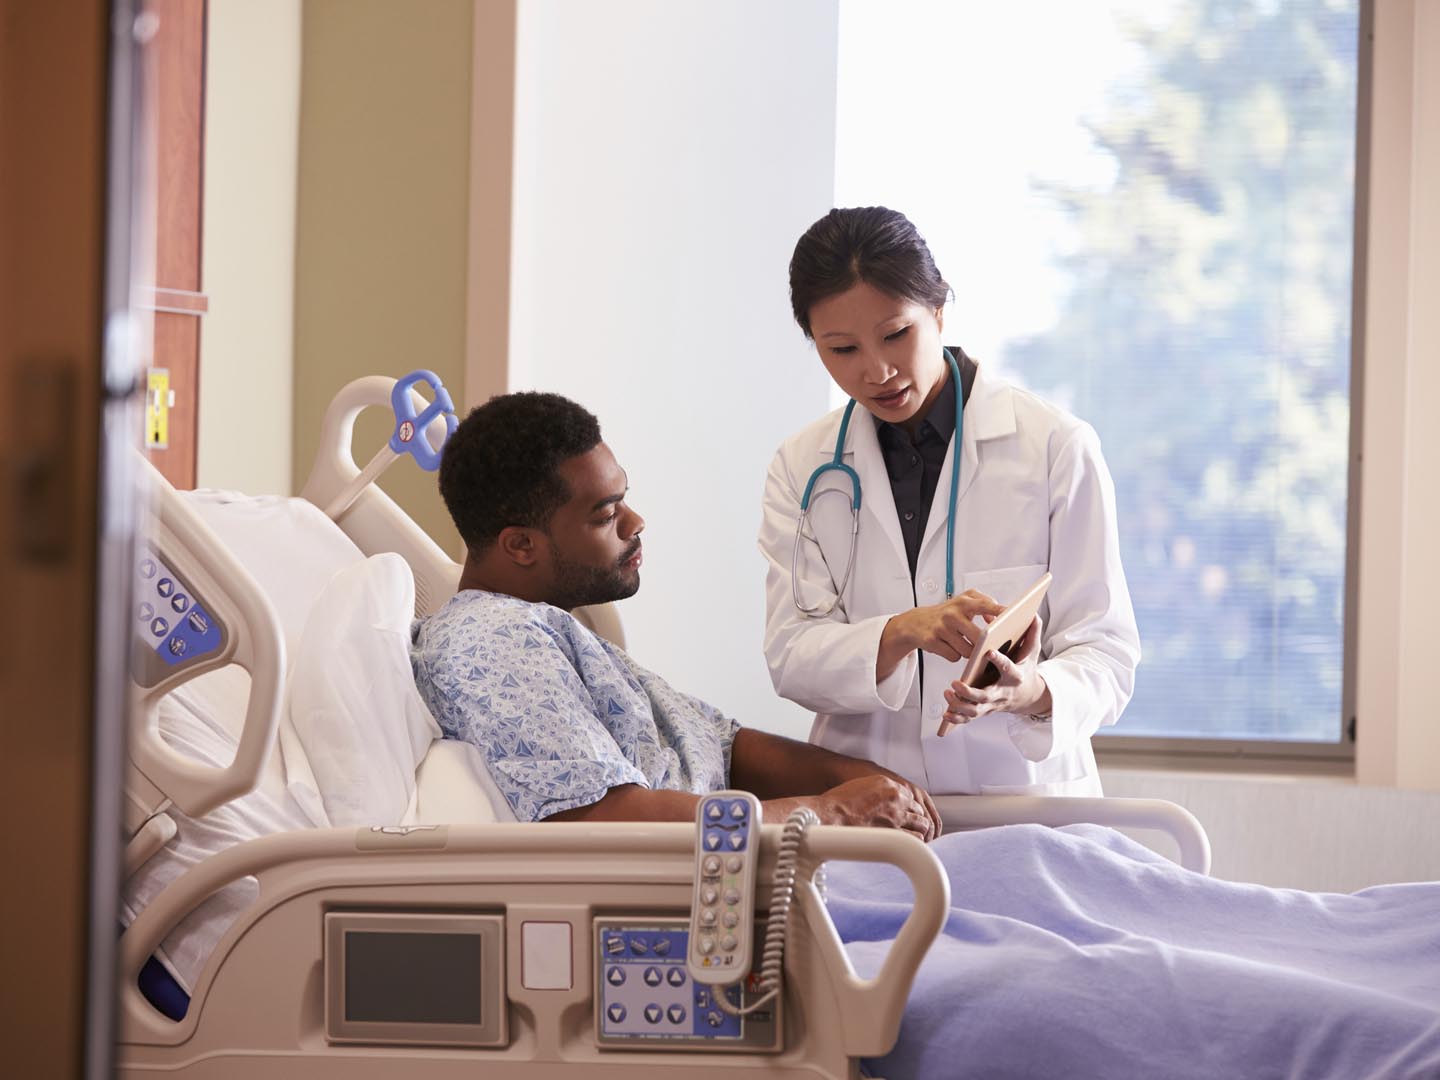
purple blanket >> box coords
[826,824,1440,1080]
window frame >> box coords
[1099,0,1372,770]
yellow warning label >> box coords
[146,369,170,450]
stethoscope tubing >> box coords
[792,348,965,618]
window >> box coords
[836,0,1362,749]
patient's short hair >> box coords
[439,392,602,552]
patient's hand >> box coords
[819,775,940,842]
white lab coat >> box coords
[758,362,1140,796]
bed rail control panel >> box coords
[131,546,226,686]
[593,918,781,1052]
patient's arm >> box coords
[730,727,888,798]
[730,728,941,835]
[542,730,863,823]
[543,784,824,826]
[546,757,941,839]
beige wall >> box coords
[1102,767,1440,890]
[198,0,301,494]
[292,0,478,555]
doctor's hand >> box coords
[877,589,1007,682]
[818,775,941,842]
[940,615,1052,732]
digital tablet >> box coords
[952,572,1052,692]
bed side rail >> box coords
[118,821,947,1063]
[933,794,1212,874]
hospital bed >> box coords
[115,373,1212,1079]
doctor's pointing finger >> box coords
[757,207,1141,797]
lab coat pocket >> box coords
[978,749,1094,797]
[978,781,1083,797]
[960,564,1049,606]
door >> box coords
[0,0,141,1074]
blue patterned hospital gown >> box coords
[411,590,740,822]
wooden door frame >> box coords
[0,0,138,1074]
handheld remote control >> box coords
[687,791,760,985]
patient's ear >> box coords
[497,525,541,567]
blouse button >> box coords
[903,511,915,522]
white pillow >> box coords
[414,738,516,825]
[182,490,367,656]
[285,553,441,827]
[178,491,368,801]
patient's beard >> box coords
[548,546,640,611]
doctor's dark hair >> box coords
[438,392,602,553]
[788,206,952,338]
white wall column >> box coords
[509,0,840,738]
[1354,0,1440,790]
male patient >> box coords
[411,392,940,839]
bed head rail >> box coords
[298,374,626,645]
[127,455,285,834]
[298,375,459,618]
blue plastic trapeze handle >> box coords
[388,369,458,472]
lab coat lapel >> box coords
[918,362,1017,561]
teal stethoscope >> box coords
[792,347,965,618]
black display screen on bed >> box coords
[344,931,483,1024]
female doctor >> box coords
[758,207,1140,796]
